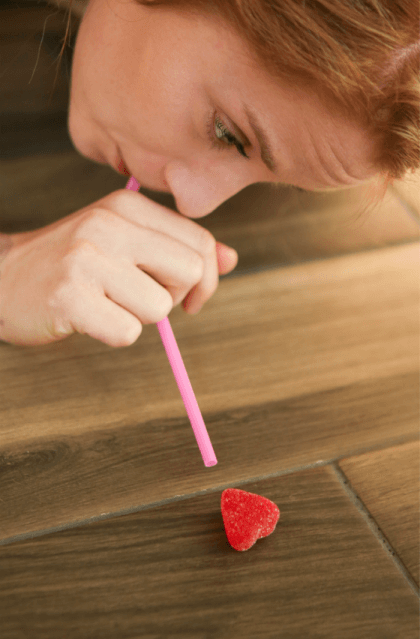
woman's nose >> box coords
[164,160,249,218]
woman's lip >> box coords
[117,158,131,176]
[114,150,131,176]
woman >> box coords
[0,0,418,347]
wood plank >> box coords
[0,2,77,158]
[0,467,418,639]
[1,242,417,444]
[0,6,76,117]
[1,151,419,269]
[0,38,70,118]
[44,0,87,20]
[2,5,418,632]
[189,178,420,269]
[0,2,80,37]
[1,373,417,541]
[339,441,420,585]
[1,243,418,539]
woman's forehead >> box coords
[110,0,379,189]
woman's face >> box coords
[68,0,378,218]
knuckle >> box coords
[74,208,114,239]
[62,240,96,277]
[117,319,142,347]
[153,287,173,322]
[49,268,81,307]
[48,242,96,312]
[199,281,218,309]
[48,285,67,313]
[50,315,72,339]
[47,284,76,335]
[187,250,205,283]
[207,277,219,299]
[198,227,216,256]
[106,189,134,208]
[102,188,141,215]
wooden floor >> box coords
[1,2,419,637]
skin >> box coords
[0,0,380,348]
[68,0,379,213]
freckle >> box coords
[0,319,4,326]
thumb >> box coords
[216,242,238,275]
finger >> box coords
[70,290,143,348]
[216,242,238,275]
[76,209,205,297]
[178,227,219,314]
[101,192,220,309]
[182,243,238,313]
[94,251,174,325]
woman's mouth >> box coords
[112,148,170,193]
[116,155,131,176]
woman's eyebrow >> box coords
[243,104,278,174]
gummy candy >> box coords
[221,488,280,551]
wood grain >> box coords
[1,372,417,541]
[0,2,79,37]
[1,152,419,269]
[193,179,420,269]
[1,4,419,632]
[339,441,420,585]
[44,0,87,20]
[1,243,418,540]
[1,242,417,445]
[0,1,77,161]
[0,22,72,118]
[1,467,418,639]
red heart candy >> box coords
[221,488,280,551]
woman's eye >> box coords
[207,112,249,159]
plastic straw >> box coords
[125,176,217,467]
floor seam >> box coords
[221,237,419,279]
[1,435,418,548]
[331,461,419,598]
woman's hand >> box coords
[0,189,238,347]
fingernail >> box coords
[218,246,237,272]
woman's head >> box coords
[63,0,419,217]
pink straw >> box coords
[125,175,217,467]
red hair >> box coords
[57,0,419,206]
